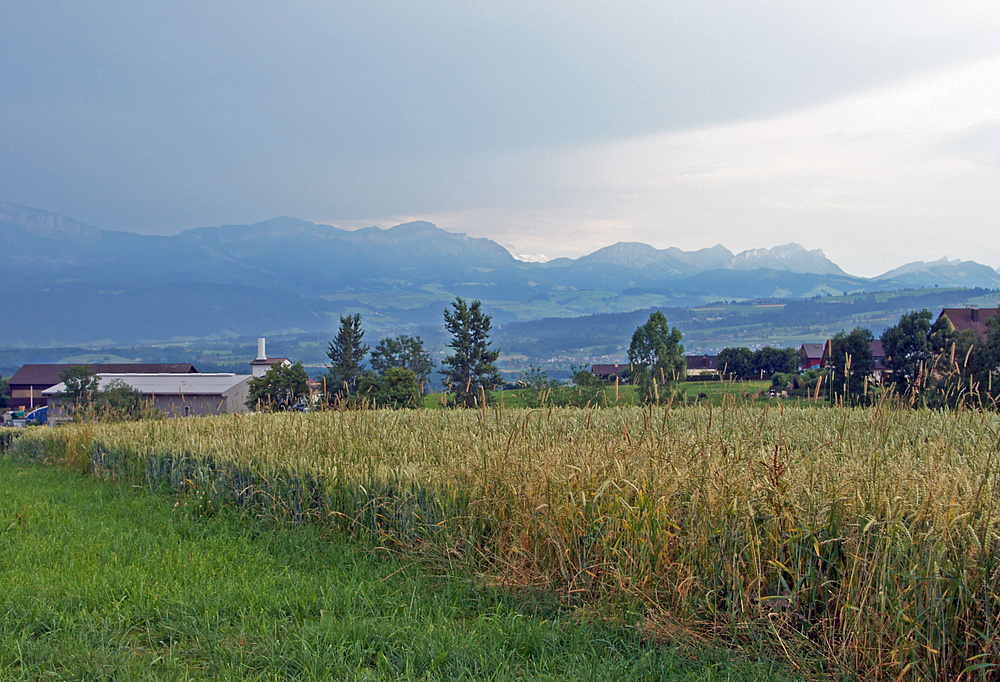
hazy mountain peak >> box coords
[875,256,1000,288]
[578,242,674,268]
[726,243,846,275]
[503,243,551,263]
[0,201,103,241]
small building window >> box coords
[183,406,190,417]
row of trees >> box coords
[324,297,502,408]
[716,346,800,380]
[54,365,153,420]
[249,297,503,410]
[805,309,1000,408]
[876,310,1000,407]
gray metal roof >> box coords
[43,373,250,396]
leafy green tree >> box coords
[947,314,1000,407]
[0,374,8,409]
[370,335,435,390]
[627,311,685,404]
[358,367,422,409]
[519,366,555,390]
[326,314,369,400]
[828,328,875,404]
[880,309,934,395]
[717,347,754,379]
[441,297,502,407]
[92,379,154,421]
[247,361,310,412]
[753,347,800,377]
[570,365,603,389]
[59,365,99,412]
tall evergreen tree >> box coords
[326,314,369,400]
[441,297,502,406]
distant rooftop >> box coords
[43,373,249,396]
[10,363,198,386]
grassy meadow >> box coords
[0,456,786,681]
[5,399,1000,678]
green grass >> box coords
[0,457,795,681]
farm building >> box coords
[43,373,250,420]
[7,363,198,412]
[799,343,825,370]
[936,307,998,342]
[591,364,629,382]
[250,337,291,378]
[820,339,889,379]
[686,355,719,376]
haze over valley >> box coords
[3,201,998,376]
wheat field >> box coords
[8,401,1000,679]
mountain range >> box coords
[3,201,1000,348]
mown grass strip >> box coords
[0,457,793,681]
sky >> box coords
[3,1,1000,277]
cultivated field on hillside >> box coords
[7,403,1000,679]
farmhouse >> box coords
[250,337,291,378]
[43,373,251,420]
[591,364,629,382]
[7,363,198,412]
[936,307,998,342]
[799,343,825,370]
[686,355,719,376]
[819,339,889,378]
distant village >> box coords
[2,307,994,425]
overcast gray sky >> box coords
[3,1,1000,276]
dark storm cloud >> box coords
[2,1,1000,235]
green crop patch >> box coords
[0,457,788,681]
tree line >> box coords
[720,308,1000,408]
[248,305,698,410]
[834,310,1000,408]
[248,296,504,410]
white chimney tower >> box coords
[251,336,289,378]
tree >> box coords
[326,314,369,400]
[881,309,934,395]
[247,361,310,412]
[59,365,99,412]
[627,311,685,404]
[358,367,422,409]
[441,297,502,407]
[717,347,754,380]
[570,365,603,389]
[370,335,435,390]
[92,379,152,421]
[753,347,800,377]
[828,328,875,403]
[0,374,8,410]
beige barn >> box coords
[44,373,251,420]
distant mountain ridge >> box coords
[874,257,1000,289]
[2,200,998,346]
